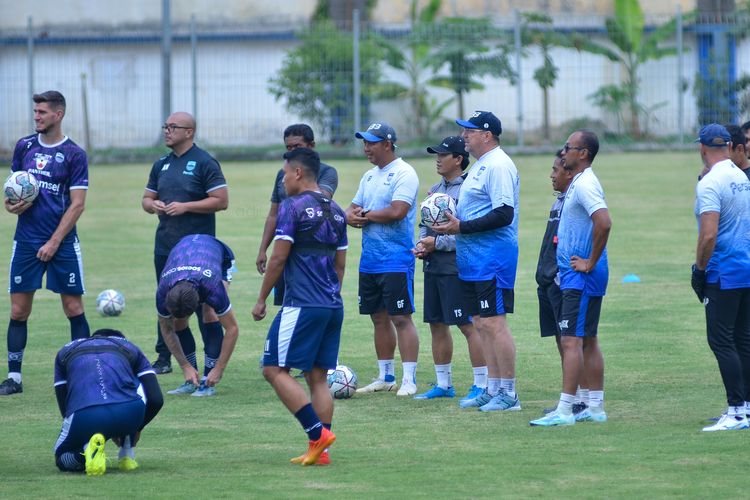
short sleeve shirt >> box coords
[274,191,348,307]
[695,159,750,288]
[54,336,154,417]
[455,147,519,285]
[352,158,419,274]
[557,168,609,295]
[146,145,227,256]
[271,162,338,203]
[11,134,89,245]
[155,234,233,316]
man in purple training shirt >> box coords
[2,90,90,396]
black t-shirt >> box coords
[270,162,338,203]
[146,144,227,256]
[535,194,564,287]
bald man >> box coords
[142,112,229,382]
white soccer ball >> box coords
[3,171,40,204]
[327,365,358,399]
[96,289,125,317]
[420,192,456,227]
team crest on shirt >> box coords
[183,161,196,176]
[384,172,395,186]
[472,166,486,180]
[55,152,65,163]
[34,153,52,170]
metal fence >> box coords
[1,8,749,155]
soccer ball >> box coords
[96,289,125,317]
[327,365,358,399]
[4,171,39,204]
[420,192,456,227]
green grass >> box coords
[0,151,744,499]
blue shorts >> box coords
[9,238,85,294]
[263,306,343,371]
[54,399,145,458]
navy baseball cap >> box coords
[355,122,397,143]
[426,136,468,156]
[695,123,731,147]
[456,111,502,136]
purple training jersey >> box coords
[11,134,89,245]
[274,191,348,308]
[53,336,154,417]
[155,234,234,317]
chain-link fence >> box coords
[1,8,749,155]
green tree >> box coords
[428,17,516,119]
[580,0,684,137]
[268,21,390,144]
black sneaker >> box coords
[0,377,23,395]
[572,402,589,415]
[151,358,172,375]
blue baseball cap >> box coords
[456,111,502,136]
[355,122,397,143]
[695,123,731,147]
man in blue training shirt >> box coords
[433,111,521,412]
[253,147,347,466]
[53,329,163,475]
[346,122,421,396]
[2,91,90,396]
[155,234,240,396]
[691,124,750,432]
[530,130,611,427]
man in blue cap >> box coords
[346,122,421,397]
[691,123,750,432]
[432,111,521,412]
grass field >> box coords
[0,150,745,499]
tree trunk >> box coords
[543,86,550,142]
[457,90,464,121]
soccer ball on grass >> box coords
[327,365,358,399]
[96,289,125,317]
[4,171,40,204]
[420,192,456,227]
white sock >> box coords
[472,366,488,388]
[745,401,750,415]
[402,362,417,384]
[118,435,136,459]
[378,359,395,382]
[557,392,576,415]
[589,390,604,410]
[435,363,452,389]
[8,371,21,383]
[578,388,590,406]
[487,378,501,396]
[728,406,745,418]
[500,378,516,398]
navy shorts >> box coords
[559,289,603,337]
[423,273,471,326]
[263,306,343,371]
[9,238,85,294]
[537,283,563,337]
[358,272,415,316]
[54,399,145,458]
[461,278,514,317]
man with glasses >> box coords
[142,112,228,390]
[432,111,521,412]
[530,130,611,427]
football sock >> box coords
[745,402,750,415]
[118,435,135,460]
[589,390,604,409]
[7,319,27,375]
[68,313,90,340]
[557,392,576,415]
[577,387,590,406]
[323,423,332,431]
[435,363,452,389]
[728,406,745,418]
[402,362,417,384]
[500,378,516,398]
[176,327,198,371]
[378,359,395,383]
[294,403,323,441]
[473,366,488,388]
[201,321,223,377]
[487,378,501,397]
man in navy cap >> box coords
[691,123,750,432]
[413,136,486,400]
[346,122,421,396]
[432,111,521,412]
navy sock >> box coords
[176,327,198,371]
[56,451,85,472]
[7,319,27,373]
[294,403,323,441]
[323,423,332,431]
[68,313,90,340]
[201,321,223,377]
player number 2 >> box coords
[68,273,76,284]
